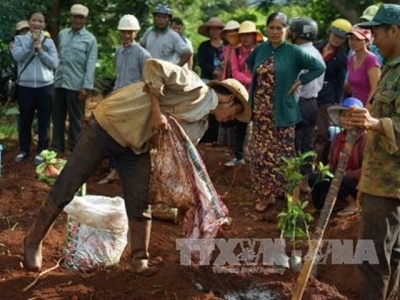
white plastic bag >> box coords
[62,195,128,271]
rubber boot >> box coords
[130,220,158,276]
[24,198,62,271]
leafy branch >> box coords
[275,151,332,249]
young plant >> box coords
[278,151,315,196]
[275,151,316,250]
[311,161,334,188]
[276,152,333,251]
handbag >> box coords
[8,37,47,101]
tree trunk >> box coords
[329,0,400,24]
[329,0,361,24]
[49,0,62,47]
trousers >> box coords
[49,116,152,221]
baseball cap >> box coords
[327,97,364,126]
[359,4,400,28]
[347,25,371,40]
[15,20,29,32]
[70,4,89,17]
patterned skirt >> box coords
[250,57,295,200]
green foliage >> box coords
[276,151,316,195]
[313,161,334,185]
[277,199,314,248]
[0,123,18,141]
[218,7,266,29]
[4,105,19,116]
[303,0,342,41]
[95,29,120,80]
[276,151,333,248]
[0,104,18,140]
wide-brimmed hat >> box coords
[198,17,225,38]
[347,25,371,40]
[207,79,251,123]
[221,20,240,39]
[327,97,364,126]
[359,4,400,28]
[15,20,29,32]
[70,4,89,17]
[226,21,264,46]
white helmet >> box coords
[118,15,140,30]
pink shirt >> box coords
[230,45,255,91]
[222,45,234,80]
[347,52,380,105]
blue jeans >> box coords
[17,84,54,155]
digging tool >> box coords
[291,129,358,300]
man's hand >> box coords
[78,89,89,102]
[348,106,380,131]
[152,112,170,131]
[213,70,222,81]
[148,92,169,131]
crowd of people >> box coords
[8,2,400,299]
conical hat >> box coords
[226,21,264,46]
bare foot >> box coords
[254,196,276,213]
[98,169,119,184]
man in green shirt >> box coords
[350,4,400,299]
[52,4,98,153]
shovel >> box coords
[291,129,358,300]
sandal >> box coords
[337,207,359,216]
[148,256,163,267]
[255,196,276,213]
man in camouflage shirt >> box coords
[350,4,400,299]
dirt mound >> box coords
[0,140,360,299]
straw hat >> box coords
[207,79,251,123]
[15,20,29,32]
[226,21,264,46]
[221,20,240,39]
[198,17,225,38]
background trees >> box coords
[0,0,385,97]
